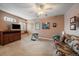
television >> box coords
[11,24,21,30]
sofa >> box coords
[56,33,79,56]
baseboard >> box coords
[39,37,52,40]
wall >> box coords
[26,20,34,34]
[35,15,64,38]
[0,10,27,33]
[64,4,79,36]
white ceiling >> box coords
[0,3,73,20]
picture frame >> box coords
[70,24,76,30]
[70,16,76,23]
[42,22,50,29]
[70,16,77,30]
[53,23,57,27]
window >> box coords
[35,23,40,30]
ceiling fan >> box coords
[34,3,54,15]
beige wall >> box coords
[37,15,64,38]
[64,4,79,36]
[0,10,27,32]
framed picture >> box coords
[53,23,57,27]
[70,24,76,30]
[70,16,76,23]
[42,22,50,29]
[70,16,77,30]
[35,23,40,30]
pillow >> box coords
[73,42,79,54]
[73,40,79,47]
[68,40,74,48]
[65,34,71,39]
[64,38,74,48]
[64,39,69,43]
[71,36,77,40]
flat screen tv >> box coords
[11,24,21,30]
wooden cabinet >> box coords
[0,31,21,45]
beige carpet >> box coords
[0,35,57,56]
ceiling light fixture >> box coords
[34,3,54,16]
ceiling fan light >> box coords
[38,11,44,15]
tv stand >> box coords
[0,31,21,45]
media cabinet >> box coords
[0,31,21,45]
